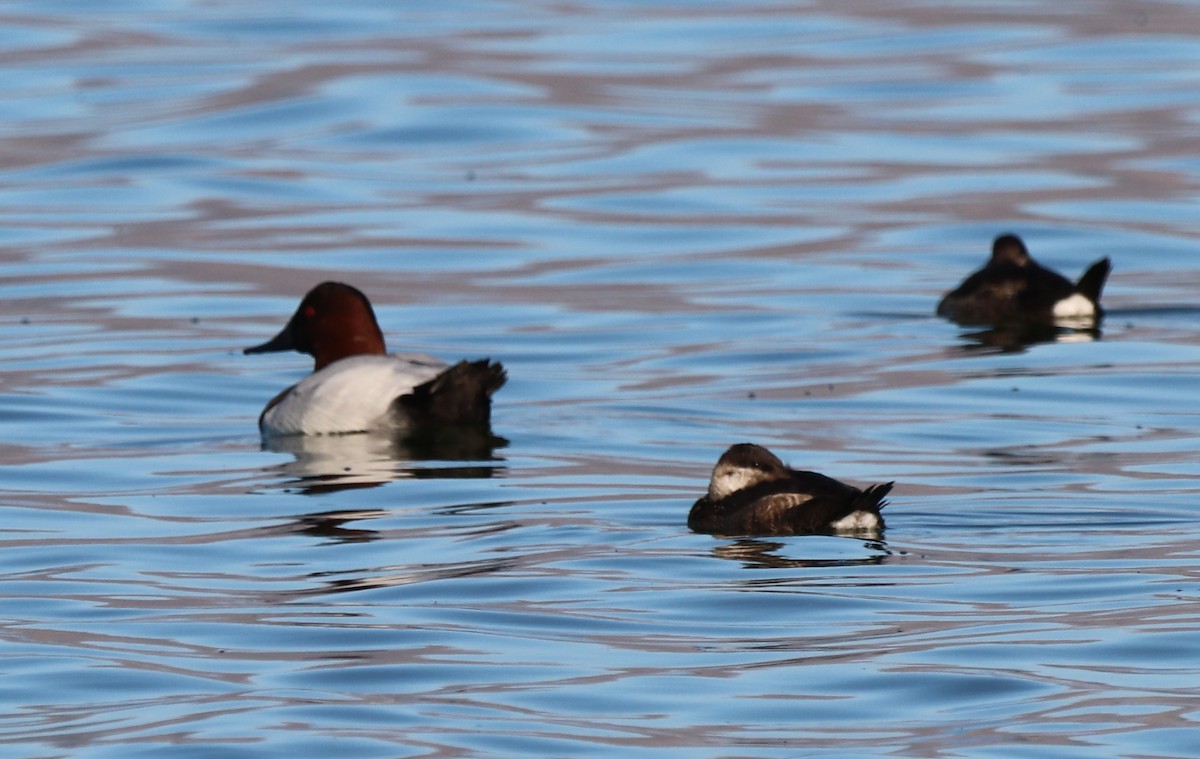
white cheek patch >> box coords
[830,511,880,531]
[1052,293,1096,319]
[712,468,758,499]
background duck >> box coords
[936,233,1111,327]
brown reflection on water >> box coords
[711,536,891,569]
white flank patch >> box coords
[1052,293,1095,319]
[262,354,446,436]
[830,510,880,531]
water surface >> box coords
[4,1,1200,756]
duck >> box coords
[688,443,893,536]
[936,233,1111,327]
[244,281,505,437]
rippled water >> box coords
[4,1,1200,756]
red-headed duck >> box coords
[245,282,505,437]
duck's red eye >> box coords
[304,306,316,318]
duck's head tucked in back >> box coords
[936,233,1111,328]
[706,442,790,500]
[989,233,1032,267]
[689,443,893,537]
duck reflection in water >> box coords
[689,444,892,538]
[711,537,891,570]
[263,427,506,495]
[286,508,390,543]
[953,320,1103,354]
[937,233,1111,352]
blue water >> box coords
[4,1,1200,756]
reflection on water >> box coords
[286,508,390,543]
[304,555,521,597]
[4,0,1200,757]
[952,322,1102,354]
[263,428,506,493]
[710,537,892,570]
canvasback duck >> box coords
[689,443,892,536]
[244,281,505,437]
[937,233,1111,327]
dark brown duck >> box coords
[689,443,893,537]
[937,233,1110,327]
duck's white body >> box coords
[261,353,446,436]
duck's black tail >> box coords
[1076,257,1111,304]
[395,359,507,429]
[857,481,895,512]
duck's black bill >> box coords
[244,326,294,355]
